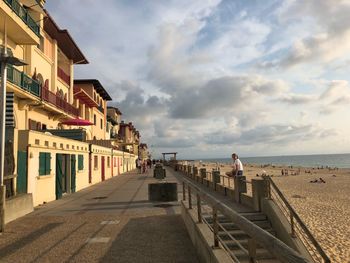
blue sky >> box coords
[46,0,350,159]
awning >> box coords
[61,118,93,126]
[74,86,98,108]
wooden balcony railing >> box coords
[57,67,70,85]
[41,88,79,117]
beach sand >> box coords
[192,161,350,263]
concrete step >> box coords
[217,220,272,230]
[240,259,281,263]
[203,213,269,226]
[239,212,268,221]
[218,228,276,241]
[230,248,275,261]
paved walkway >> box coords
[0,168,199,263]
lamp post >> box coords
[0,22,27,232]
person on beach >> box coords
[231,153,244,177]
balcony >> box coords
[3,0,40,37]
[57,67,70,86]
[41,88,79,117]
[6,64,40,97]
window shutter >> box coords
[39,153,46,175]
[45,153,51,174]
[78,155,84,170]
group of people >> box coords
[136,158,152,174]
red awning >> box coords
[61,118,93,126]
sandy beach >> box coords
[191,161,350,263]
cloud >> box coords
[204,123,337,146]
[278,93,316,105]
[319,80,350,114]
[167,75,288,119]
[273,0,350,68]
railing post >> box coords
[212,207,219,248]
[252,178,268,211]
[234,176,247,203]
[212,170,220,191]
[188,186,192,209]
[182,181,186,201]
[200,168,206,184]
[290,214,296,237]
[248,238,257,262]
[197,194,202,223]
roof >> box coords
[107,106,122,115]
[44,11,88,64]
[74,79,112,101]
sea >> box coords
[200,153,350,168]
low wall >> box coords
[181,201,232,263]
[5,194,34,223]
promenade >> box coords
[0,168,199,263]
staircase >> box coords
[203,211,281,263]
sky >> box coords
[45,0,350,159]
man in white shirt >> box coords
[232,153,243,177]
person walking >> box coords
[137,158,142,174]
[232,153,243,177]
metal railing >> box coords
[6,65,40,97]
[3,0,40,36]
[41,88,79,117]
[264,176,330,263]
[182,178,309,263]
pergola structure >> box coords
[162,152,177,162]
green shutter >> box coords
[45,153,51,174]
[39,152,46,175]
[39,152,51,175]
[78,155,84,170]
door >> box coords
[71,155,76,193]
[88,153,92,184]
[101,156,105,181]
[61,155,67,193]
[56,154,63,199]
[16,151,27,194]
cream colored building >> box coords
[73,79,112,141]
[0,1,139,222]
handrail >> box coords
[182,177,309,263]
[265,176,330,263]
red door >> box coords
[101,156,105,181]
[117,158,120,175]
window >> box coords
[94,155,98,169]
[94,114,96,125]
[100,119,103,129]
[78,155,84,170]
[39,152,51,175]
[107,157,110,168]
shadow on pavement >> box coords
[0,222,62,258]
[99,215,199,263]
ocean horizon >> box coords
[197,153,350,168]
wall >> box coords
[18,130,89,206]
[90,144,112,184]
